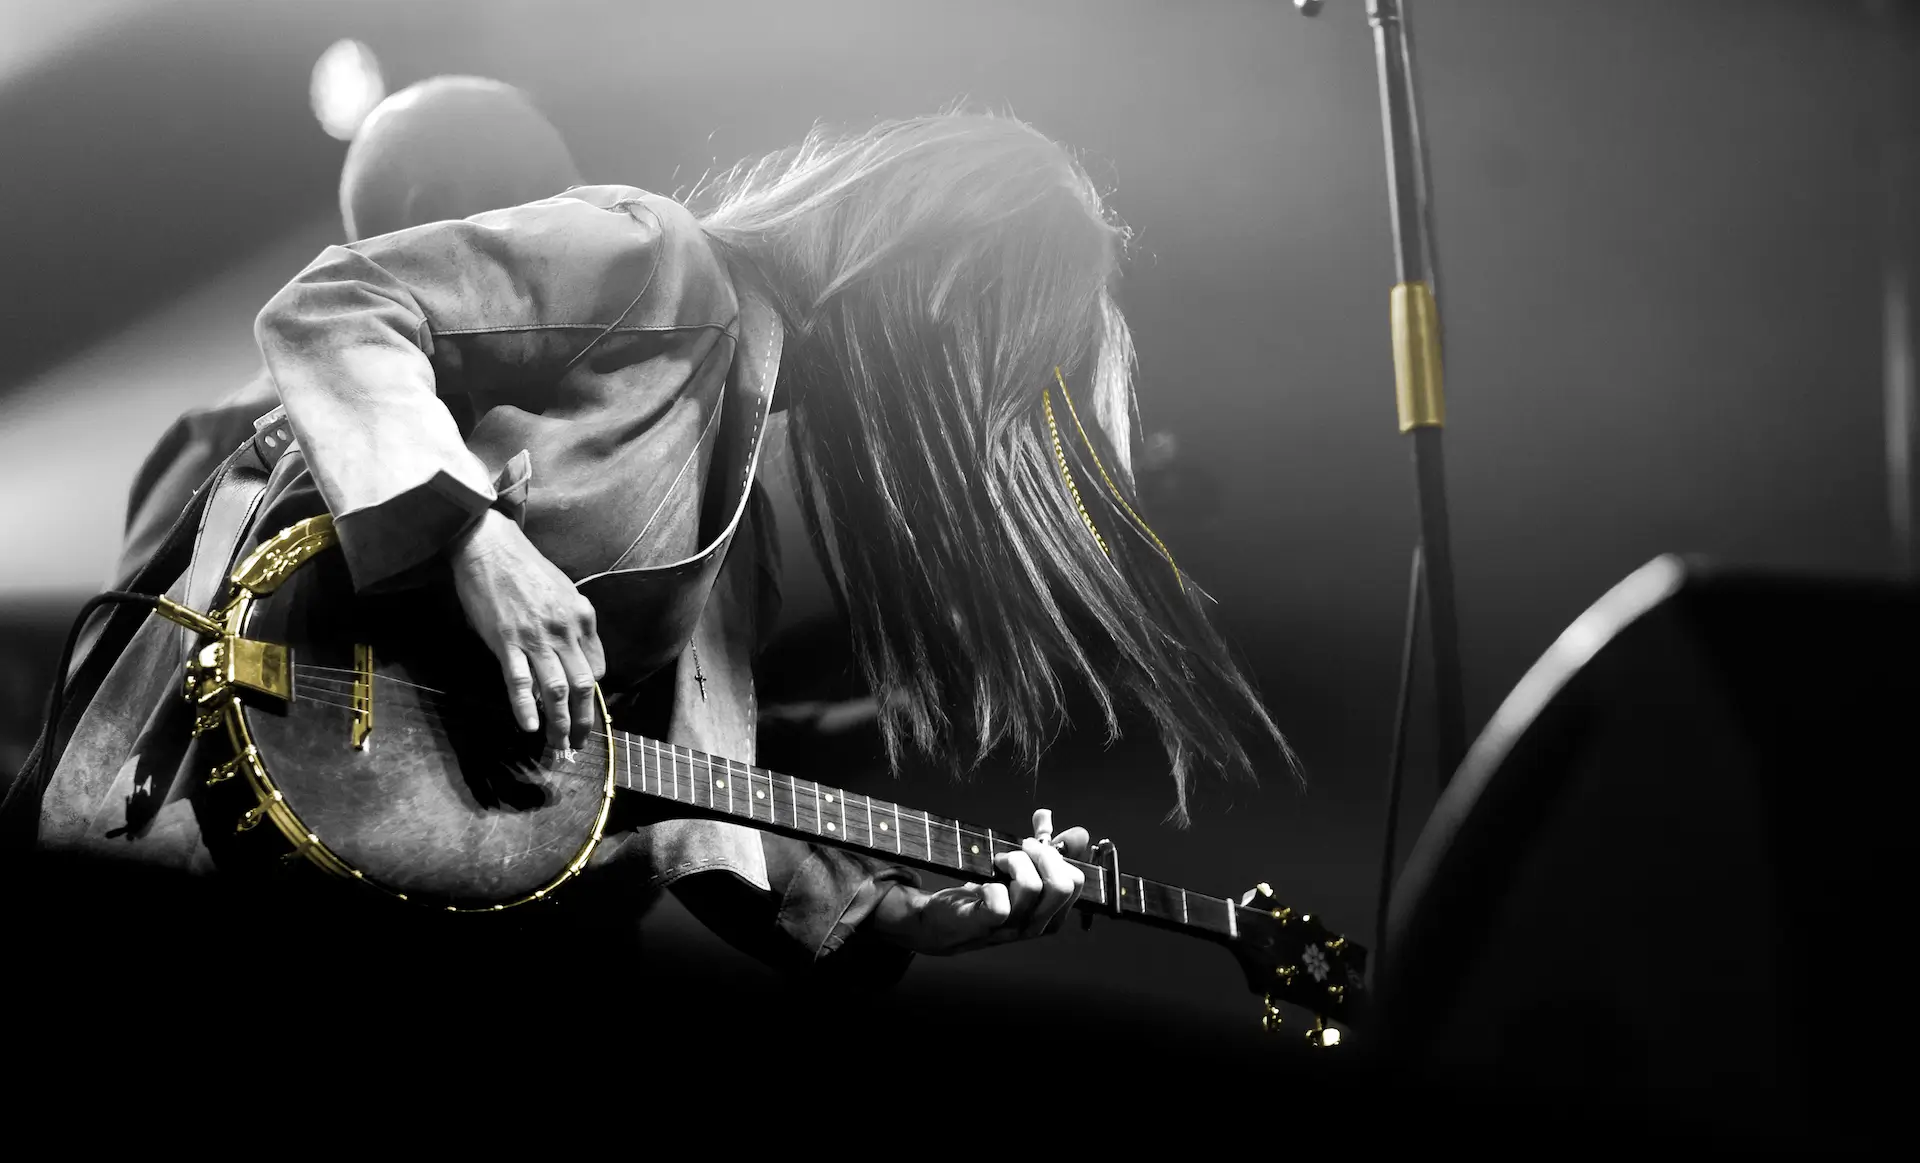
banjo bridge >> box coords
[350,643,374,750]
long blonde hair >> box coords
[690,108,1297,823]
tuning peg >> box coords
[1305,1015,1343,1049]
[1260,992,1284,1033]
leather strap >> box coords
[0,409,296,852]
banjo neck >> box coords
[593,727,1242,943]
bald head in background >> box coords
[111,76,583,587]
[339,76,582,242]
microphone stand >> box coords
[1873,0,1920,577]
[1293,0,1468,954]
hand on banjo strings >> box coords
[885,809,1091,955]
[449,509,607,752]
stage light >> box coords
[310,39,385,142]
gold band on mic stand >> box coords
[1391,280,1446,432]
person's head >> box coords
[338,75,581,242]
[692,108,1296,822]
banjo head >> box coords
[202,516,615,912]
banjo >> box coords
[154,512,1369,1044]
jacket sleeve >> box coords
[252,186,664,591]
[670,836,922,995]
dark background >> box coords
[0,0,1912,1111]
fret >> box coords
[954,823,993,880]
[1137,876,1187,922]
[751,766,770,822]
[612,733,1248,944]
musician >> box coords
[25,108,1293,994]
[112,75,586,590]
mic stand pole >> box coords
[1293,0,1468,952]
[1873,0,1920,577]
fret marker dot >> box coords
[824,794,834,803]
[1121,887,1128,896]
[715,780,726,789]
[826,822,836,832]
[755,791,764,800]
[970,844,979,854]
[879,822,889,832]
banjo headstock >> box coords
[1228,882,1366,1046]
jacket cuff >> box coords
[773,842,921,994]
[332,452,531,593]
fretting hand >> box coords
[870,809,1090,955]
[449,508,607,752]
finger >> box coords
[969,881,1012,942]
[500,646,539,733]
[527,649,571,751]
[937,882,1014,953]
[559,642,596,752]
[1032,807,1054,845]
[1053,826,1092,861]
[994,849,1044,934]
[578,602,607,682]
[1023,837,1083,937]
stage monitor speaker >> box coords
[1371,554,1912,1145]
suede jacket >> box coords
[38,185,919,987]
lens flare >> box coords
[310,39,385,142]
